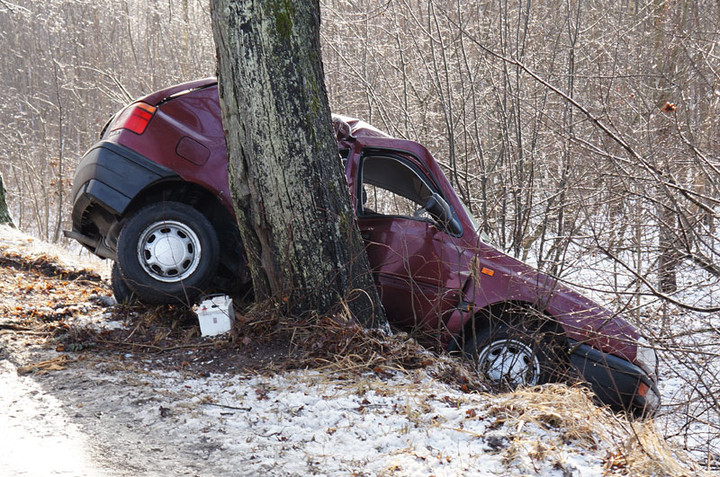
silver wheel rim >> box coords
[477,338,540,387]
[137,220,202,283]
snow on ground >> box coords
[6,357,625,476]
[0,360,110,477]
[1,353,705,476]
[0,224,711,475]
[0,224,110,276]
[139,370,607,476]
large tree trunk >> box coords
[0,173,13,227]
[210,0,387,329]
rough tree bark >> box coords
[210,0,387,328]
[0,173,13,226]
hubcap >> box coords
[137,220,201,283]
[477,338,540,388]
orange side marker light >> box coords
[481,267,495,277]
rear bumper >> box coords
[569,340,660,416]
[67,141,177,258]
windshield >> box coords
[458,199,493,243]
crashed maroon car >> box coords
[67,78,659,415]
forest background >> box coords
[1,0,719,467]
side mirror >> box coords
[425,193,462,235]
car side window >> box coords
[359,155,435,220]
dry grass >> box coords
[234,306,487,393]
[485,385,704,476]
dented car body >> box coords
[67,78,659,415]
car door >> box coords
[355,150,469,338]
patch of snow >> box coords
[0,224,109,278]
[72,310,127,332]
[98,369,610,476]
[0,360,112,476]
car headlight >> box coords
[636,337,659,380]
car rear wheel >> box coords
[116,201,219,305]
[464,317,565,390]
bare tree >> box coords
[210,0,387,328]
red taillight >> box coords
[112,102,157,135]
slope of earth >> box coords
[0,225,704,476]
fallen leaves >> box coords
[0,250,101,282]
[0,247,111,338]
[17,355,72,375]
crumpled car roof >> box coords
[332,114,391,140]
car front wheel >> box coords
[116,201,219,305]
[464,318,564,390]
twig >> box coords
[203,402,252,411]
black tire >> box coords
[111,261,137,305]
[116,201,220,305]
[464,315,566,390]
